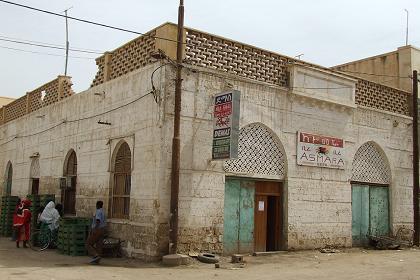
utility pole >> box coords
[405,9,409,46]
[63,7,72,76]
[169,0,184,255]
[413,70,419,246]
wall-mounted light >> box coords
[36,114,45,118]
[98,120,111,126]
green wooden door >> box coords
[223,179,255,254]
[369,187,389,236]
[352,185,370,246]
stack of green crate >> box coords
[0,196,19,237]
[58,217,91,256]
[27,195,40,245]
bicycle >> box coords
[28,223,58,251]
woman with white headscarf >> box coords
[39,201,61,231]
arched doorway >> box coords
[30,157,40,195]
[109,141,132,219]
[351,142,391,246]
[62,150,77,215]
[5,161,13,196]
[223,123,287,254]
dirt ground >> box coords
[1,238,420,280]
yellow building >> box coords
[0,96,15,107]
[332,45,420,92]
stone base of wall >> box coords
[107,222,163,260]
[178,226,223,254]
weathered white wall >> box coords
[0,61,413,257]
[0,62,168,259]
[170,64,413,251]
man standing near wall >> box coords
[86,201,106,264]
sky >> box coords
[0,0,419,98]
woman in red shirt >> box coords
[13,199,32,248]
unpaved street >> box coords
[1,238,420,280]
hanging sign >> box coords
[297,131,345,169]
[212,90,241,160]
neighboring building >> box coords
[332,45,420,92]
[0,97,15,107]
[0,23,414,259]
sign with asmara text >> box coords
[297,131,345,169]
[212,90,240,160]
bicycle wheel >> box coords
[28,229,50,251]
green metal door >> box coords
[223,179,241,254]
[223,179,255,254]
[352,185,370,246]
[369,187,389,236]
[238,181,255,252]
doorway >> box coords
[223,179,283,254]
[62,150,77,215]
[5,162,12,195]
[254,181,282,252]
[31,179,39,195]
[351,184,389,246]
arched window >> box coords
[5,161,13,195]
[110,142,132,219]
[30,157,40,195]
[62,150,77,215]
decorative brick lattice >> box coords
[356,80,409,115]
[185,29,295,87]
[4,95,27,122]
[185,28,410,116]
[0,107,3,124]
[91,31,156,87]
[224,123,286,178]
[62,77,74,98]
[351,142,391,185]
[1,77,73,124]
[28,79,60,112]
[91,56,106,87]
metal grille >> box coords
[351,142,391,185]
[224,123,285,178]
[30,158,40,178]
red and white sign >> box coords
[297,132,345,169]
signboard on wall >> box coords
[297,131,345,169]
[212,90,241,160]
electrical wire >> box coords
[0,34,105,53]
[0,45,95,59]
[334,69,412,79]
[0,38,103,54]
[0,91,153,143]
[0,0,180,44]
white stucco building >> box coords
[0,23,414,259]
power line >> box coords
[0,34,104,53]
[0,0,179,44]
[0,45,95,59]
[0,91,153,144]
[0,38,102,54]
[335,69,412,79]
